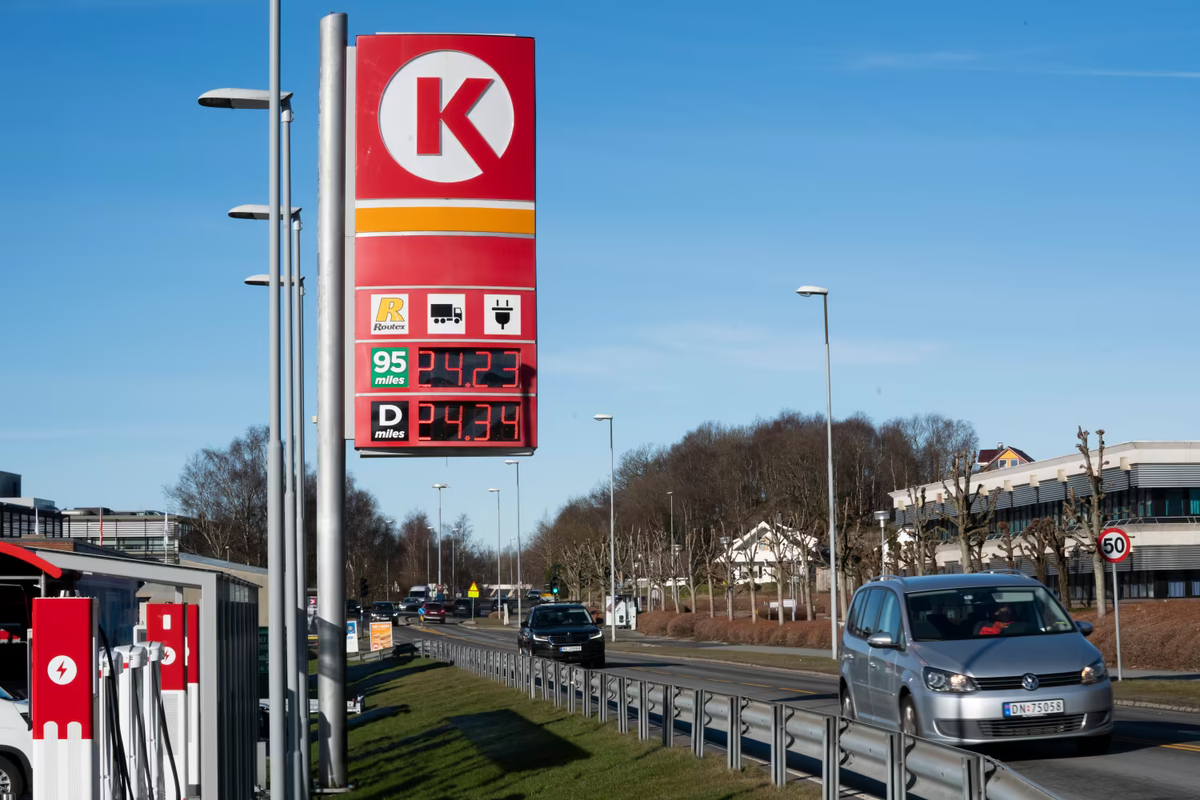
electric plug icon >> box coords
[491,299,512,330]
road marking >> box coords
[779,687,816,694]
[707,678,733,683]
[742,683,770,688]
[1117,735,1200,753]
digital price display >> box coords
[417,401,521,441]
[418,349,520,389]
[352,33,536,457]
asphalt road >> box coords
[393,619,1200,800]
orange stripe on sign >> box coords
[356,207,535,235]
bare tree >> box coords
[1066,426,1110,615]
[939,449,1000,573]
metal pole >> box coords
[294,225,309,800]
[496,492,502,608]
[669,493,676,611]
[608,419,616,642]
[281,101,300,800]
[1113,559,1123,681]
[437,488,443,589]
[266,0,286,792]
[515,463,523,625]
[509,539,514,589]
[316,11,347,790]
[822,294,838,660]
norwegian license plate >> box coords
[1003,699,1064,717]
[561,645,582,652]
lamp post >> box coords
[667,491,677,612]
[509,538,515,591]
[432,483,449,590]
[873,510,889,572]
[426,527,435,586]
[796,285,838,660]
[594,414,616,642]
[451,526,462,596]
[488,489,502,610]
[504,460,523,623]
[199,82,293,798]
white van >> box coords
[0,686,31,797]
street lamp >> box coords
[426,526,436,585]
[450,526,462,596]
[488,489,502,613]
[432,483,449,588]
[504,459,523,623]
[594,414,616,642]
[874,510,890,567]
[796,285,838,660]
[201,81,294,798]
[509,538,516,589]
[667,491,677,612]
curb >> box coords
[1116,699,1200,714]
[611,644,839,682]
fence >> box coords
[416,639,1059,800]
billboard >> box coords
[352,34,537,456]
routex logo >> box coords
[379,50,515,183]
[371,401,408,442]
[371,294,409,335]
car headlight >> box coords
[589,630,604,640]
[1081,658,1108,685]
[923,667,979,693]
[532,634,550,642]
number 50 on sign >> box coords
[371,347,408,388]
[1100,527,1131,563]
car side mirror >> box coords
[867,632,899,649]
[1076,621,1094,638]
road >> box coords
[393,618,1200,800]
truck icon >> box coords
[430,303,463,325]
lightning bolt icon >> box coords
[56,660,68,680]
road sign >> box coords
[351,33,538,456]
[1100,527,1131,564]
[468,582,480,598]
[345,620,360,654]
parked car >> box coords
[370,602,398,624]
[398,597,421,617]
[517,603,604,668]
[0,687,31,798]
[422,602,448,624]
[838,572,1113,753]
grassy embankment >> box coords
[335,652,820,799]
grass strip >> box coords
[1112,678,1200,708]
[341,653,820,799]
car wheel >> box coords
[840,683,856,720]
[900,696,921,738]
[1076,732,1113,756]
[0,754,27,799]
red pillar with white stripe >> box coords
[147,604,188,800]
[31,596,98,800]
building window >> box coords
[997,459,1007,468]
[1189,489,1200,515]
[1167,489,1184,517]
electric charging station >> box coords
[184,603,199,796]
[31,596,98,800]
[147,603,188,799]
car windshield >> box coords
[373,603,393,611]
[905,586,1075,641]
[532,608,594,627]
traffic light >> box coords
[360,577,369,599]
[551,577,559,595]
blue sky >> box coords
[2,1,1199,550]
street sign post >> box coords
[1100,527,1131,680]
[351,34,538,456]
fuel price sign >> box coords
[351,33,537,456]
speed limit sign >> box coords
[1100,527,1131,564]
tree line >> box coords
[523,410,1118,622]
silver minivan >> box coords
[838,572,1113,753]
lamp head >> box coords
[594,414,613,421]
[504,459,518,466]
[488,488,500,493]
[432,483,448,489]
[795,285,829,297]
[244,274,304,287]
[229,204,302,221]
[874,510,890,523]
[198,88,293,110]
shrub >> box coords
[666,613,699,638]
[637,610,675,636]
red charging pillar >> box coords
[184,603,199,793]
[31,596,98,800]
[146,604,188,800]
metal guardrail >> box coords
[417,639,1060,800]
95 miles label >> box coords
[371,347,409,388]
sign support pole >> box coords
[316,11,348,790]
[1112,559,1122,681]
